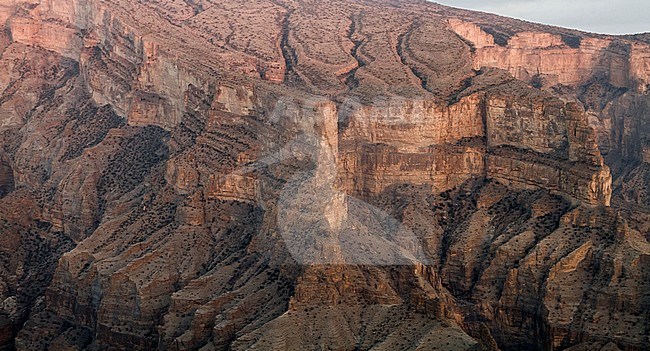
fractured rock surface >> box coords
[0,0,648,350]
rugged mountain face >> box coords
[0,0,648,350]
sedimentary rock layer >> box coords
[0,1,648,351]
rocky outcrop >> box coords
[338,86,611,206]
[449,19,650,92]
[483,93,611,206]
[339,93,487,196]
[431,182,649,351]
[487,148,612,206]
[9,16,83,59]
[0,0,648,351]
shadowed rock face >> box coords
[0,0,648,350]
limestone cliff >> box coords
[0,0,648,351]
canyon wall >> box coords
[5,0,615,207]
[449,19,650,92]
[339,88,611,206]
[0,1,648,351]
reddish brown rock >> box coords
[0,1,648,351]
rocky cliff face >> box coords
[0,0,648,350]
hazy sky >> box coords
[436,0,649,35]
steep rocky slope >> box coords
[0,0,648,350]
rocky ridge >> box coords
[0,0,648,350]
